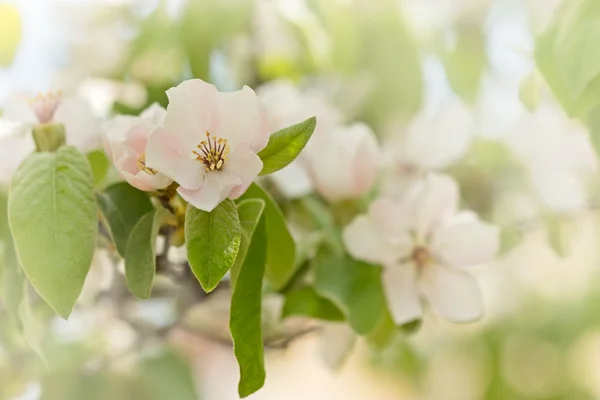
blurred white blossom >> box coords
[344,174,499,325]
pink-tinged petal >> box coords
[269,160,313,199]
[224,148,264,199]
[164,79,218,153]
[404,101,473,170]
[178,171,242,212]
[140,103,167,126]
[342,215,410,266]
[102,115,140,159]
[431,218,499,268]
[382,263,423,326]
[146,127,205,190]
[215,86,271,152]
[55,97,102,152]
[420,265,484,323]
[309,123,380,202]
[404,173,459,240]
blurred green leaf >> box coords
[181,0,253,81]
[519,71,544,112]
[258,117,316,176]
[366,312,396,348]
[230,215,267,398]
[231,198,266,287]
[546,214,570,258]
[536,0,600,118]
[8,146,97,319]
[499,226,524,256]
[18,283,47,365]
[185,199,241,292]
[240,183,296,290]
[97,182,154,257]
[86,150,110,187]
[314,250,389,335]
[138,350,198,400]
[443,21,487,103]
[282,286,345,321]
[125,208,170,298]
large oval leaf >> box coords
[8,146,97,319]
[125,208,169,298]
[240,183,296,290]
[230,214,267,398]
[230,198,265,288]
[97,182,154,257]
[257,117,316,176]
[185,199,241,292]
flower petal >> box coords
[146,127,205,189]
[224,148,264,199]
[420,265,484,323]
[269,160,314,199]
[215,86,271,152]
[140,102,167,126]
[382,263,423,326]
[55,97,102,152]
[178,171,242,212]
[404,173,459,240]
[342,215,409,266]
[431,218,499,268]
[164,79,218,154]
[404,101,473,170]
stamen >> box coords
[412,246,434,268]
[137,152,158,175]
[193,131,229,172]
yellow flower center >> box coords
[193,131,229,172]
[137,152,158,175]
[29,91,61,124]
[412,245,434,268]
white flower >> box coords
[102,103,172,191]
[306,123,381,202]
[146,79,271,212]
[2,91,102,152]
[258,80,343,198]
[507,103,599,213]
[343,174,499,324]
[383,100,473,197]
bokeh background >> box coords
[3,0,600,399]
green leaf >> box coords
[125,209,169,299]
[519,71,543,112]
[86,150,110,187]
[230,215,267,398]
[314,250,388,335]
[185,199,241,292]
[231,199,266,287]
[443,21,487,103]
[257,117,316,176]
[138,350,198,400]
[19,283,48,365]
[97,182,154,257]
[535,0,600,117]
[240,183,296,290]
[546,214,570,258]
[8,146,97,319]
[282,286,344,321]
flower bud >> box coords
[32,122,66,152]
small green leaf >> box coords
[546,214,570,258]
[186,199,241,292]
[314,250,388,335]
[499,226,524,256]
[8,146,97,318]
[86,150,110,187]
[240,183,296,290]
[231,199,266,287]
[19,283,48,365]
[97,182,154,257]
[519,71,543,112]
[125,208,169,298]
[257,117,316,176]
[230,215,267,398]
[365,312,396,348]
[282,286,345,321]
